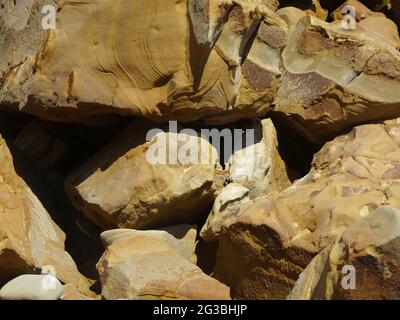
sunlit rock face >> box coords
[214,118,400,299]
[0,0,284,124]
[275,6,400,144]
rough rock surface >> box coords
[1,0,400,301]
[97,228,231,300]
[214,119,400,299]
[200,183,250,242]
[0,0,284,124]
[275,7,400,143]
[0,134,89,293]
[288,205,400,300]
[228,118,291,198]
[65,121,222,230]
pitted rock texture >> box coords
[276,11,400,143]
[214,119,400,299]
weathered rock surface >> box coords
[0,274,63,300]
[0,134,90,294]
[200,183,250,242]
[0,0,284,124]
[330,205,400,300]
[214,119,400,299]
[275,5,400,143]
[65,121,222,230]
[97,228,231,300]
[228,118,291,198]
[288,205,400,300]
[100,225,198,264]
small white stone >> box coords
[0,274,63,300]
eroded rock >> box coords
[65,121,222,229]
[214,119,400,299]
[0,0,284,124]
[97,229,230,300]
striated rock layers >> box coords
[0,0,285,124]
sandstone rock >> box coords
[288,205,400,300]
[329,205,400,300]
[286,245,332,300]
[214,119,400,299]
[0,134,90,294]
[228,118,291,199]
[65,121,222,230]
[0,274,63,300]
[332,0,400,49]
[200,183,250,242]
[275,11,400,143]
[0,0,283,124]
[100,225,197,264]
[97,231,230,300]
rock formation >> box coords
[214,119,400,299]
[65,121,223,230]
[97,227,230,300]
[1,0,400,301]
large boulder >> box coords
[214,119,400,299]
[65,121,223,230]
[0,0,284,124]
[288,205,400,300]
[275,7,400,143]
[97,228,231,300]
[0,134,90,294]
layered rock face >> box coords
[214,119,400,299]
[0,0,284,124]
[276,7,400,143]
[1,0,400,301]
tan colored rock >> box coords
[61,283,98,300]
[288,205,400,300]
[200,183,250,242]
[275,12,400,143]
[0,0,283,124]
[332,0,400,49]
[100,225,197,264]
[0,134,90,294]
[329,205,400,300]
[214,119,400,299]
[228,118,291,199]
[65,121,222,230]
[97,231,231,300]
